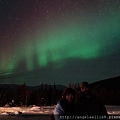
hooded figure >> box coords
[53,88,76,120]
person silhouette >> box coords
[76,82,108,118]
[53,88,76,120]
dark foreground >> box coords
[0,115,50,120]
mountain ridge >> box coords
[0,75,120,90]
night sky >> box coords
[0,0,120,86]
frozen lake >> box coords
[0,105,119,120]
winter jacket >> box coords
[53,99,76,120]
[76,92,108,116]
[53,101,64,120]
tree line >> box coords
[0,82,119,107]
[0,83,63,107]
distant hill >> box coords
[0,84,19,91]
[29,84,67,91]
[90,76,120,105]
[0,76,120,91]
[90,76,120,89]
[0,83,67,91]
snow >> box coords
[0,105,119,116]
[0,106,55,115]
[106,105,120,115]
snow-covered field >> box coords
[0,105,120,115]
[0,105,55,115]
[0,105,119,120]
[0,106,54,120]
[106,105,120,115]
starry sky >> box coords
[0,0,120,86]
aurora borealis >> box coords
[0,0,120,86]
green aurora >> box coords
[0,0,120,85]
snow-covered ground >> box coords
[106,105,120,115]
[0,105,119,115]
[0,105,55,115]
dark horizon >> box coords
[0,72,120,87]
